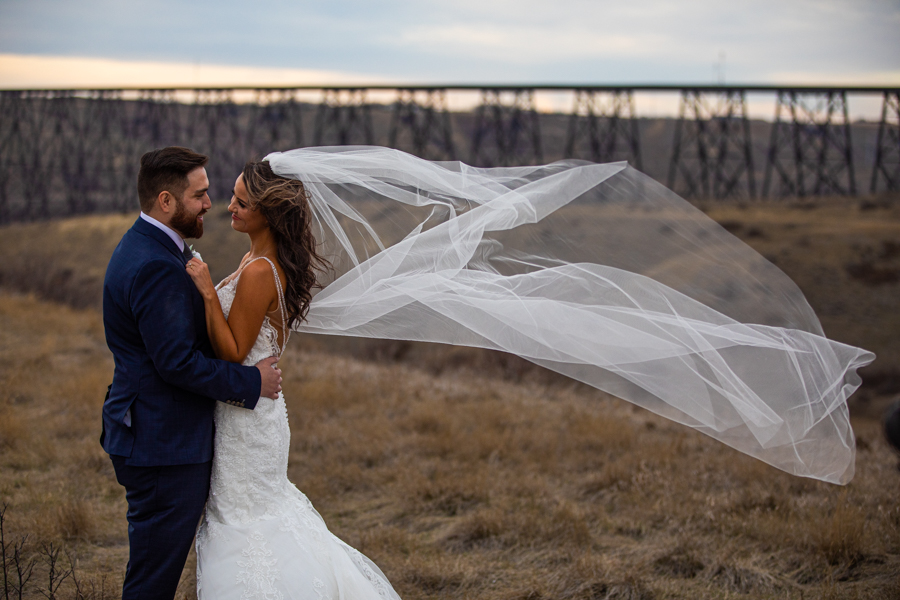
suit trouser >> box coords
[111,456,211,600]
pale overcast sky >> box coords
[0,0,898,88]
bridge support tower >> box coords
[313,89,373,147]
[388,89,455,160]
[763,90,856,197]
[565,89,642,169]
[870,90,900,193]
[668,89,756,200]
[470,89,542,167]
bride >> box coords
[187,145,872,596]
[186,160,400,599]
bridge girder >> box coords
[0,85,897,223]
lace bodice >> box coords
[203,257,303,525]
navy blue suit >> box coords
[102,216,261,599]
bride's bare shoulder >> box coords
[232,259,278,312]
[237,258,277,286]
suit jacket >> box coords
[101,217,261,466]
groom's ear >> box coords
[157,190,175,214]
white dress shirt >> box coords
[140,212,185,253]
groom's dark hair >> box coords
[138,147,209,212]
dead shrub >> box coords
[69,570,120,600]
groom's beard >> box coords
[170,197,205,239]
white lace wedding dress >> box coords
[195,257,400,600]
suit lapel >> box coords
[130,216,207,340]
[132,217,187,264]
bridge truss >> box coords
[0,85,897,222]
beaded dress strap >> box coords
[232,256,290,356]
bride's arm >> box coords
[186,258,277,364]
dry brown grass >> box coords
[267,343,898,599]
[1,197,900,598]
[0,292,126,598]
[703,195,900,411]
[1,292,900,598]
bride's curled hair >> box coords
[241,160,329,328]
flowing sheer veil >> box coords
[266,146,874,484]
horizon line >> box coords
[2,83,899,93]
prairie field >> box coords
[1,194,899,599]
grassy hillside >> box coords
[1,292,898,599]
[1,196,899,598]
[1,193,898,401]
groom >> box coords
[101,146,283,600]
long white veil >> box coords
[266,146,874,484]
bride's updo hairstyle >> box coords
[241,160,329,328]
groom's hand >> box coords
[255,356,283,399]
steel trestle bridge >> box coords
[0,84,898,222]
